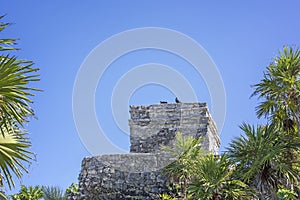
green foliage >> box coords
[277,188,298,200]
[161,127,299,199]
[0,15,18,51]
[189,155,255,200]
[0,127,32,189]
[249,45,300,198]
[0,191,7,200]
[159,47,300,199]
[227,123,300,198]
[65,183,78,195]
[0,16,39,190]
[43,186,66,200]
[161,133,203,159]
[161,133,203,199]
[161,133,253,199]
[11,185,43,200]
[0,54,40,136]
[158,193,178,200]
[252,46,300,136]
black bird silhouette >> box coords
[175,97,181,103]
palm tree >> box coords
[11,185,43,200]
[161,133,203,199]
[0,16,39,197]
[188,154,254,200]
[226,123,300,199]
[0,55,38,189]
[161,133,253,200]
[252,46,300,136]
[43,186,66,200]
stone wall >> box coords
[69,102,220,200]
[129,102,220,154]
[70,153,175,200]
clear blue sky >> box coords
[1,0,300,194]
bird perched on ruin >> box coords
[175,97,181,103]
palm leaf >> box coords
[0,55,40,136]
[0,126,33,189]
[0,16,18,52]
[0,15,40,192]
[11,185,43,200]
[227,123,300,197]
[43,186,66,200]
[189,154,254,199]
[252,46,300,136]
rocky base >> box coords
[68,153,174,200]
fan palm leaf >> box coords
[0,55,39,136]
[43,186,66,200]
[0,15,18,52]
[227,123,300,198]
[188,155,254,200]
[0,16,39,190]
[252,46,300,136]
[11,185,43,200]
[0,126,33,189]
[161,133,203,199]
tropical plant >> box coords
[188,154,254,200]
[43,186,66,200]
[65,183,78,196]
[158,193,178,200]
[226,123,300,199]
[0,127,32,189]
[11,185,43,200]
[0,15,17,52]
[0,15,39,195]
[252,46,300,136]
[0,55,39,135]
[161,133,203,199]
[277,188,298,200]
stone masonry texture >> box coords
[68,102,220,200]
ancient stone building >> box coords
[69,102,220,200]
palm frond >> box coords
[0,126,33,189]
[0,15,40,192]
[43,186,66,200]
[0,55,40,136]
[11,185,43,200]
[189,154,255,199]
[227,123,300,197]
[251,46,300,136]
[0,16,18,51]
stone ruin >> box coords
[69,102,220,200]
